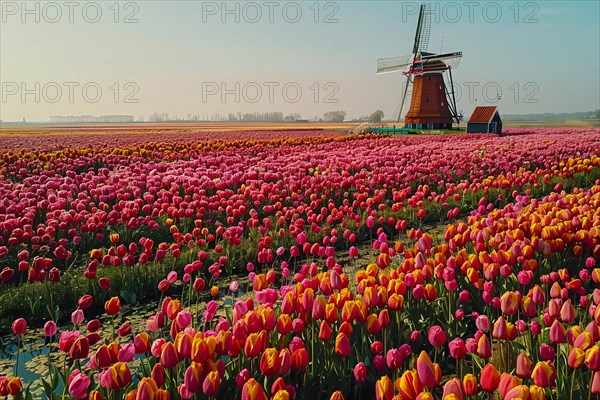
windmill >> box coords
[377,4,462,129]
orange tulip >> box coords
[241,378,267,400]
[330,391,345,400]
[89,390,103,400]
[529,385,545,400]
[134,332,151,354]
[325,303,338,324]
[192,335,216,363]
[6,377,22,396]
[586,346,600,370]
[500,291,519,315]
[462,374,478,395]
[375,376,394,400]
[416,351,440,388]
[244,331,265,358]
[259,348,281,376]
[367,314,382,335]
[105,296,121,315]
[416,393,434,400]
[174,332,192,360]
[136,378,159,400]
[531,361,556,388]
[272,390,290,400]
[253,274,267,291]
[396,369,423,400]
[568,348,585,369]
[503,385,530,400]
[100,362,132,390]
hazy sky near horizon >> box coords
[1,0,599,121]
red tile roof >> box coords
[468,106,498,124]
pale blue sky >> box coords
[1,0,599,121]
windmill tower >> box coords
[377,4,462,129]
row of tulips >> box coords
[2,180,599,397]
[1,130,598,298]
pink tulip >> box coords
[44,321,57,337]
[68,370,90,399]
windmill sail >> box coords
[421,52,462,70]
[412,4,431,54]
[377,55,413,74]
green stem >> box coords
[14,336,21,376]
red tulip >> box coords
[497,373,521,399]
[353,362,367,383]
[476,334,492,359]
[592,371,600,395]
[442,378,465,400]
[160,342,179,369]
[516,352,533,378]
[335,333,351,358]
[68,370,90,399]
[386,348,403,369]
[290,348,309,370]
[549,319,566,343]
[69,337,90,360]
[0,267,14,282]
[480,363,501,392]
[428,325,446,346]
[202,370,220,396]
[448,338,466,359]
[183,362,204,394]
[12,318,26,335]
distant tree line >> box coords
[503,110,599,121]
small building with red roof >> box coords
[466,106,502,134]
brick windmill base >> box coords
[404,73,454,129]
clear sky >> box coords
[1,0,599,121]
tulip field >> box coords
[1,127,600,400]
